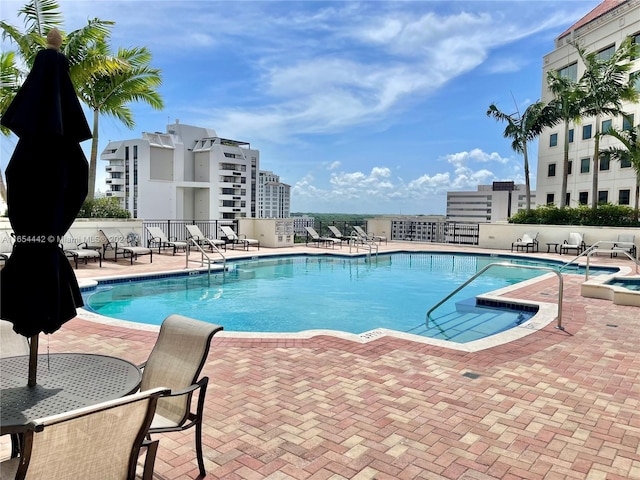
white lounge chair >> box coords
[0,230,14,263]
[100,227,153,264]
[511,232,539,253]
[185,224,226,252]
[327,225,354,245]
[560,232,585,255]
[146,226,187,255]
[611,234,637,258]
[220,225,260,250]
[304,226,341,248]
[353,225,387,244]
[61,236,102,269]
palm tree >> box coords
[546,71,583,208]
[487,100,558,212]
[77,46,163,199]
[573,36,639,209]
[1,0,163,200]
[601,123,640,221]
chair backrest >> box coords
[0,319,30,358]
[220,226,238,241]
[185,224,205,241]
[304,226,320,239]
[140,315,223,426]
[100,228,125,247]
[617,234,635,243]
[521,232,538,244]
[568,232,583,245]
[328,226,343,238]
[17,387,168,480]
[146,226,169,242]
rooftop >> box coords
[3,242,639,479]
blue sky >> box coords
[1,0,602,214]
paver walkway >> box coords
[4,243,639,479]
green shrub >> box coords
[78,197,131,219]
[509,203,639,226]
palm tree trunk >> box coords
[635,174,639,222]
[87,109,100,202]
[523,145,531,212]
[560,122,570,208]
[591,116,601,209]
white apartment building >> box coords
[258,171,291,218]
[101,121,259,220]
[537,0,640,208]
[446,182,533,223]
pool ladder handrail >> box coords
[558,240,639,278]
[426,262,565,330]
[348,231,378,259]
[185,238,226,276]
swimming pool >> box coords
[82,253,616,343]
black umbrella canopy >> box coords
[0,29,90,343]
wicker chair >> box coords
[139,314,223,478]
[0,387,168,480]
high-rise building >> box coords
[258,171,291,218]
[446,182,533,223]
[536,0,639,208]
[101,121,259,220]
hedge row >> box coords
[509,204,639,226]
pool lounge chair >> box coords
[100,227,153,264]
[560,232,585,255]
[304,226,341,248]
[61,237,102,269]
[146,226,187,255]
[0,230,15,263]
[185,224,226,252]
[327,225,353,246]
[511,231,539,253]
[353,225,387,244]
[220,225,260,250]
[611,234,637,259]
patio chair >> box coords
[0,230,15,263]
[327,225,353,246]
[138,314,224,478]
[0,319,30,458]
[185,224,226,252]
[61,236,102,269]
[146,226,187,255]
[611,233,637,259]
[100,227,153,264]
[304,226,340,248]
[511,231,539,253]
[0,387,169,480]
[560,232,586,255]
[220,225,260,250]
[353,225,387,244]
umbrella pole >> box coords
[28,335,39,387]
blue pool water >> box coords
[605,278,640,291]
[82,253,616,343]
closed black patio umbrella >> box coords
[0,29,91,386]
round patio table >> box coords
[1,353,142,434]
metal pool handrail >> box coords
[426,262,565,330]
[185,238,226,276]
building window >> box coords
[578,192,588,205]
[546,193,555,204]
[548,163,556,177]
[623,113,635,131]
[133,145,138,159]
[580,158,590,173]
[602,119,612,133]
[565,192,571,206]
[596,44,615,61]
[568,160,573,175]
[549,133,558,147]
[598,191,608,204]
[582,124,592,139]
[568,129,574,143]
[621,157,632,168]
[125,146,129,161]
[632,70,640,92]
[599,155,610,171]
[558,62,577,82]
[619,189,630,205]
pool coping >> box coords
[75,250,622,353]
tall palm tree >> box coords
[487,100,558,212]
[546,71,583,208]
[601,123,640,221]
[77,46,163,199]
[573,36,639,209]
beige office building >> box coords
[537,0,640,208]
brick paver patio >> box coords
[3,243,639,479]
